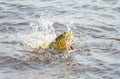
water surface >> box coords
[0,0,120,79]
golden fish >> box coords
[39,31,73,51]
[49,31,72,50]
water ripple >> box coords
[0,0,120,79]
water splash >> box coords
[17,18,56,49]
[14,17,81,63]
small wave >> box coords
[113,7,120,12]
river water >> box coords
[0,0,120,79]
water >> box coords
[0,0,120,79]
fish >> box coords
[39,31,74,50]
[49,31,73,50]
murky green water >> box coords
[0,0,120,79]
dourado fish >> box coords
[39,31,74,50]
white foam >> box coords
[17,18,56,49]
